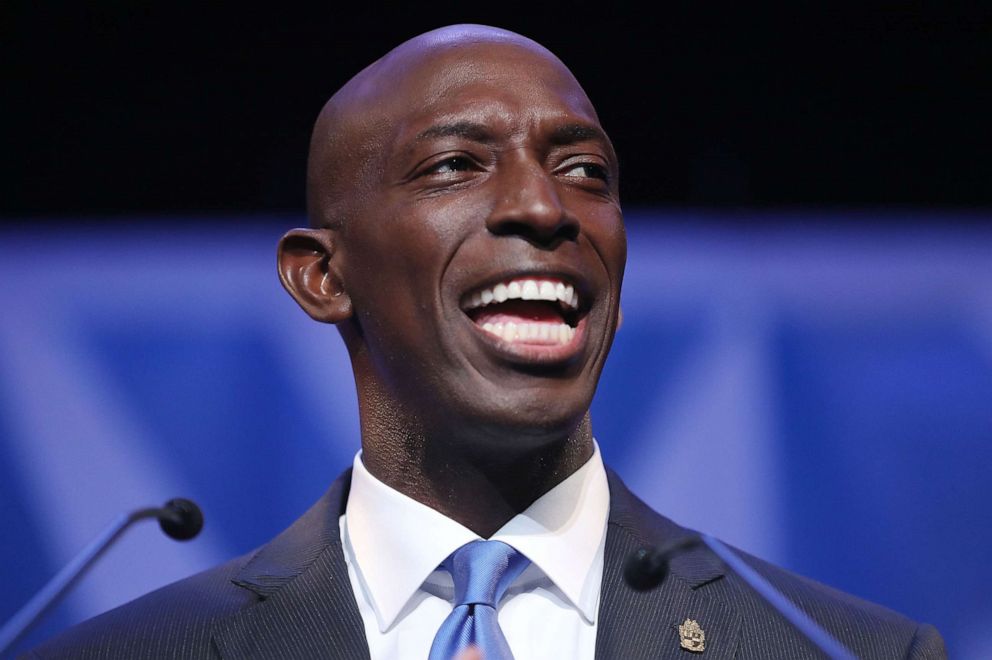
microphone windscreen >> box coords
[623,546,667,591]
[158,498,204,541]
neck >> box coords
[358,400,594,537]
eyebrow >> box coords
[413,120,611,148]
[548,123,611,147]
[415,121,495,143]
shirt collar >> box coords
[342,443,609,632]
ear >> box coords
[277,228,352,324]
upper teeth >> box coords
[465,278,579,311]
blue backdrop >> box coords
[1,212,989,657]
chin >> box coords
[436,386,594,451]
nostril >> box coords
[557,223,579,242]
[489,219,579,248]
[488,220,531,238]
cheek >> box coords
[344,209,444,288]
[341,215,457,351]
[376,192,481,262]
[409,192,492,245]
[608,223,628,283]
[579,206,627,280]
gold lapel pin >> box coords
[679,618,705,653]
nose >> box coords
[485,157,579,247]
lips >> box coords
[461,275,585,351]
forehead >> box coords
[380,42,602,143]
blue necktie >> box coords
[428,540,531,660]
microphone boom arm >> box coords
[0,500,202,656]
[699,534,857,660]
[625,533,858,660]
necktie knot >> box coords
[448,540,529,608]
[428,540,530,660]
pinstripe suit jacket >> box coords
[27,468,946,659]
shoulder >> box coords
[25,554,257,659]
[25,472,356,659]
[603,467,946,659]
[732,550,946,659]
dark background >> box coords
[2,3,990,220]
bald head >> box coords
[280,23,625,477]
[306,25,600,229]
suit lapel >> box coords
[212,470,371,659]
[597,470,742,659]
[209,466,743,658]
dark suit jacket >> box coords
[27,468,946,659]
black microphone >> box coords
[623,533,857,660]
[157,498,205,541]
[623,537,703,591]
[0,499,204,656]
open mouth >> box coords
[461,276,584,346]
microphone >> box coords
[157,498,205,541]
[623,537,703,591]
[0,498,204,656]
[624,533,857,660]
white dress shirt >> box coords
[339,443,610,660]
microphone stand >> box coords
[699,534,857,660]
[0,500,202,656]
[626,534,857,660]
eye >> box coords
[407,152,485,194]
[561,162,609,182]
[426,156,474,175]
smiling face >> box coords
[284,27,626,454]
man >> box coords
[29,25,944,659]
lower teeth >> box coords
[480,321,574,344]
